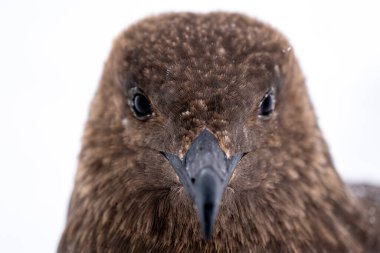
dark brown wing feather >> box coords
[350,184,380,252]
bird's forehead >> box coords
[119,13,288,115]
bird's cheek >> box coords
[161,159,182,185]
[171,170,181,184]
[227,153,262,191]
[229,166,239,184]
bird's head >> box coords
[73,12,362,250]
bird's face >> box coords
[83,13,329,242]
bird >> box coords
[58,12,380,253]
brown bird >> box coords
[58,12,380,253]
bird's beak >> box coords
[162,129,243,239]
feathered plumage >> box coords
[58,12,380,253]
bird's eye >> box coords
[131,92,153,119]
[259,91,275,117]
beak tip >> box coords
[202,218,214,240]
[199,201,217,240]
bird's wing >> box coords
[350,184,380,211]
[349,183,380,251]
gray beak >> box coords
[162,129,243,239]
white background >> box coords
[0,0,379,252]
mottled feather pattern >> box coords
[59,13,379,253]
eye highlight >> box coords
[259,91,275,117]
[130,91,153,120]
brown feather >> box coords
[58,12,380,252]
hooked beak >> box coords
[162,129,243,239]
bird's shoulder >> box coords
[349,183,380,252]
